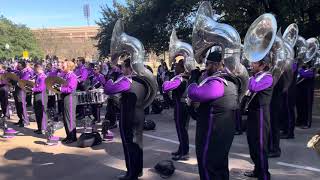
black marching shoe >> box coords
[171,150,180,156]
[61,137,70,143]
[117,173,139,180]
[244,171,258,178]
[14,121,23,126]
[172,154,189,161]
[64,130,77,144]
[280,134,295,139]
[34,130,43,134]
[268,151,281,158]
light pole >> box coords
[4,43,10,60]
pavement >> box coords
[0,91,320,180]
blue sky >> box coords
[0,0,125,29]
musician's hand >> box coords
[9,80,17,86]
[52,84,61,91]
[189,69,201,84]
[25,86,33,91]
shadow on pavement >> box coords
[1,147,123,180]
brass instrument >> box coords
[45,77,67,94]
[18,80,35,92]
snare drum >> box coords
[88,89,108,104]
[76,91,88,105]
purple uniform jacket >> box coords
[60,72,78,94]
[32,73,47,92]
[46,68,59,77]
[248,71,273,93]
[92,73,106,87]
[162,75,182,93]
[104,76,132,95]
[74,65,89,82]
[18,68,33,80]
[299,68,314,79]
[188,76,225,103]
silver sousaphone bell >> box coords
[110,20,157,109]
[192,1,249,99]
[169,29,195,73]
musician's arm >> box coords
[104,76,131,95]
[32,77,46,92]
[299,69,315,78]
[78,68,89,82]
[188,78,224,103]
[248,74,273,92]
[21,71,32,80]
[162,75,182,93]
[60,76,78,93]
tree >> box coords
[96,0,320,58]
[0,16,43,59]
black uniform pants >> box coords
[269,93,282,154]
[105,98,118,126]
[281,91,295,136]
[196,108,235,180]
[235,109,243,133]
[247,106,271,180]
[91,104,102,122]
[296,79,314,127]
[174,100,190,155]
[119,93,143,177]
[13,88,29,124]
[34,92,48,131]
[0,85,9,117]
[47,95,56,109]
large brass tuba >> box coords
[295,36,319,63]
[192,1,241,67]
[243,13,277,63]
[283,23,299,60]
[110,20,157,109]
[305,38,319,63]
[192,1,249,99]
[313,51,320,67]
[169,29,195,72]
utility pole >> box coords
[83,4,90,26]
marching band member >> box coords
[0,65,9,119]
[188,48,238,180]
[280,61,298,139]
[75,57,89,90]
[296,63,315,129]
[75,57,89,119]
[54,60,78,144]
[13,61,32,127]
[105,63,122,129]
[90,64,106,123]
[244,57,273,180]
[104,58,143,180]
[163,59,190,161]
[25,61,34,107]
[30,63,48,134]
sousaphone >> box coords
[110,20,157,109]
[169,29,195,72]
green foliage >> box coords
[0,16,43,59]
[96,0,320,58]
